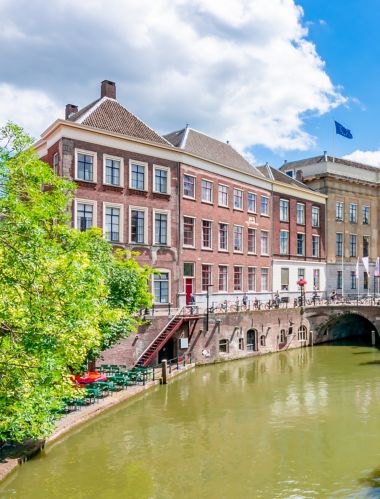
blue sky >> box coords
[0,0,378,167]
[256,0,380,167]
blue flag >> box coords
[335,121,353,139]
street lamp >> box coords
[297,279,307,306]
[205,283,214,332]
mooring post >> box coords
[162,359,168,384]
[310,330,314,347]
[371,330,376,346]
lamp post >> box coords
[205,284,214,332]
[297,279,307,306]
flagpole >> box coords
[332,120,336,162]
[341,232,344,298]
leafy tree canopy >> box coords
[0,123,152,442]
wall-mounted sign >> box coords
[179,338,189,349]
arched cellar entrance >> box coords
[247,329,257,351]
[322,313,379,345]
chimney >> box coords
[65,104,78,119]
[323,150,328,161]
[101,80,116,99]
[296,169,304,182]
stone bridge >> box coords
[304,305,380,344]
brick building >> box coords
[35,80,181,306]
[165,127,273,307]
[258,164,326,298]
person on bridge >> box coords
[330,289,337,302]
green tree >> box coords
[0,123,152,442]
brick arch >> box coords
[315,311,378,343]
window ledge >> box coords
[75,179,97,188]
[183,195,196,201]
[201,247,213,251]
[102,184,123,192]
[128,188,148,196]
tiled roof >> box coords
[257,164,315,191]
[68,97,170,146]
[164,127,264,177]
[280,155,380,173]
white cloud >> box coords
[0,0,345,152]
[0,84,62,139]
[343,150,380,167]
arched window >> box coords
[298,325,307,341]
[247,329,257,351]
[280,329,286,343]
[260,335,266,347]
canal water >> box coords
[2,342,380,498]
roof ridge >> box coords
[76,96,109,124]
[180,126,190,149]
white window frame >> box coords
[233,188,243,211]
[129,205,148,244]
[201,218,213,250]
[218,184,229,208]
[153,209,171,246]
[261,267,269,292]
[233,224,244,253]
[260,196,269,216]
[103,154,124,187]
[218,264,229,292]
[312,234,320,258]
[73,198,97,230]
[183,174,196,199]
[296,202,305,225]
[153,164,171,195]
[218,222,229,252]
[183,215,196,248]
[279,229,289,255]
[129,159,148,191]
[103,202,124,243]
[296,232,305,256]
[53,152,59,174]
[279,199,289,222]
[233,265,243,292]
[75,148,97,183]
[247,228,257,255]
[247,192,257,214]
[260,230,269,256]
[311,206,320,227]
[152,268,171,304]
[201,178,213,204]
[248,266,256,292]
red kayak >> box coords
[74,372,108,384]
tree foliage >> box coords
[0,123,152,442]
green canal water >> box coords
[2,342,380,498]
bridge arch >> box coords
[318,312,379,344]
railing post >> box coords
[168,302,171,317]
[177,357,179,370]
[162,360,167,384]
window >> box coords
[337,270,342,289]
[233,188,243,210]
[349,203,357,223]
[261,196,269,215]
[285,170,294,178]
[351,271,357,289]
[261,231,269,255]
[153,272,169,303]
[248,228,256,254]
[218,266,228,291]
[233,225,243,252]
[105,157,121,186]
[218,185,228,207]
[183,262,194,277]
[154,166,169,194]
[239,338,244,350]
[201,265,212,291]
[233,266,243,291]
[183,217,195,246]
[248,192,257,213]
[297,233,305,256]
[130,209,145,244]
[281,268,289,291]
[248,267,256,291]
[296,203,305,224]
[219,339,229,353]
[76,151,95,181]
[260,335,266,347]
[362,206,370,225]
[280,329,286,343]
[336,201,344,221]
[313,269,320,290]
[130,162,146,190]
[363,236,370,257]
[364,272,369,290]
[298,325,307,341]
[53,153,59,174]
[349,234,357,257]
[336,233,343,257]
[280,231,288,255]
[261,268,269,291]
[298,268,305,283]
[279,199,289,222]
[154,212,168,245]
[247,330,256,351]
[201,179,213,203]
[76,202,94,231]
[219,223,228,251]
[312,206,320,227]
[183,174,195,198]
[105,206,121,242]
[312,235,320,257]
[202,220,212,249]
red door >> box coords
[185,278,193,305]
